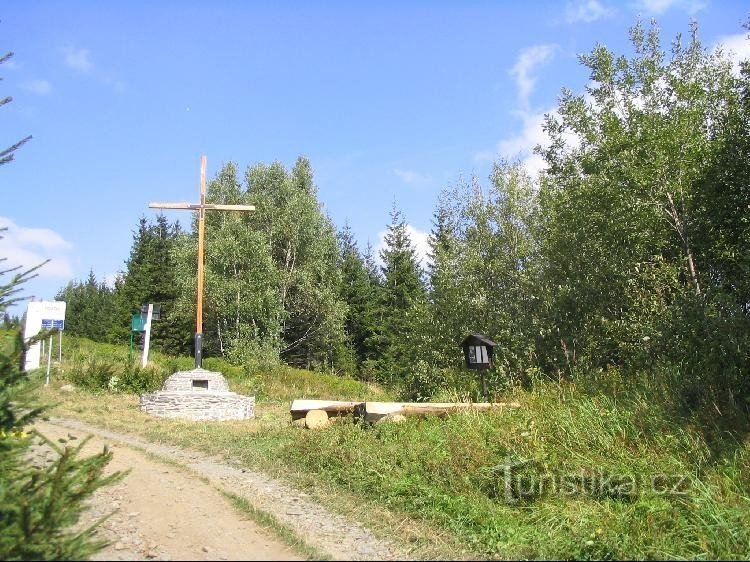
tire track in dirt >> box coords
[37,418,408,561]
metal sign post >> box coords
[45,335,52,386]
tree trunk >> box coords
[666,192,701,295]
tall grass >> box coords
[45,336,750,559]
[55,335,390,402]
[280,383,750,559]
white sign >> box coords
[23,300,66,371]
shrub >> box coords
[0,327,122,559]
[64,356,166,394]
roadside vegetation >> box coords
[14,17,750,561]
[1,46,124,560]
[37,334,750,560]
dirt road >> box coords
[34,420,302,561]
[32,418,408,561]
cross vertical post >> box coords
[195,155,207,367]
[148,155,256,369]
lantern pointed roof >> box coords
[461,333,497,347]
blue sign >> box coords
[41,319,64,330]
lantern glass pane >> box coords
[468,346,477,363]
[480,345,488,363]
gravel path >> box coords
[36,418,408,561]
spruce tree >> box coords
[111,216,190,355]
[337,224,379,373]
[56,271,116,341]
[372,206,426,385]
[1,45,121,559]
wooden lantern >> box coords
[461,334,496,370]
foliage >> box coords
[113,215,191,354]
[0,432,122,561]
[405,163,539,398]
[336,224,379,375]
[284,382,749,559]
[56,215,191,357]
[56,270,116,342]
[0,66,121,559]
[0,50,31,166]
[536,20,750,417]
[366,206,426,386]
[171,158,347,371]
[62,356,166,394]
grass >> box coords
[222,492,331,561]
[31,336,750,560]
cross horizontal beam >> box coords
[148,202,256,211]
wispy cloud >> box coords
[0,217,74,279]
[713,33,750,77]
[476,45,560,176]
[61,45,125,93]
[102,271,121,289]
[565,0,615,23]
[102,75,125,94]
[62,46,94,73]
[510,44,557,110]
[20,79,51,95]
[497,108,556,177]
[393,168,431,186]
[630,0,706,15]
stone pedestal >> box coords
[140,368,255,421]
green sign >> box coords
[131,313,146,332]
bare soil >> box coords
[32,418,408,561]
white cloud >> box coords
[565,0,614,23]
[61,46,125,93]
[0,217,74,279]
[393,168,431,186]
[631,0,706,15]
[102,271,120,289]
[477,45,561,177]
[495,108,557,177]
[713,33,750,77]
[63,46,94,73]
[510,44,557,110]
[375,224,431,269]
[20,79,51,95]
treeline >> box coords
[60,21,749,416]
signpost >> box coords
[148,155,255,369]
[23,301,66,385]
[142,303,154,368]
[129,304,161,365]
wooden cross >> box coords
[149,155,255,369]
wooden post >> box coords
[142,303,154,368]
[195,156,207,368]
[148,155,255,369]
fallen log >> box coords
[289,399,363,420]
[289,399,521,424]
[305,409,330,429]
[362,401,521,423]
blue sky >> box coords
[2,0,748,316]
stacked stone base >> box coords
[140,391,255,421]
[140,368,255,421]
